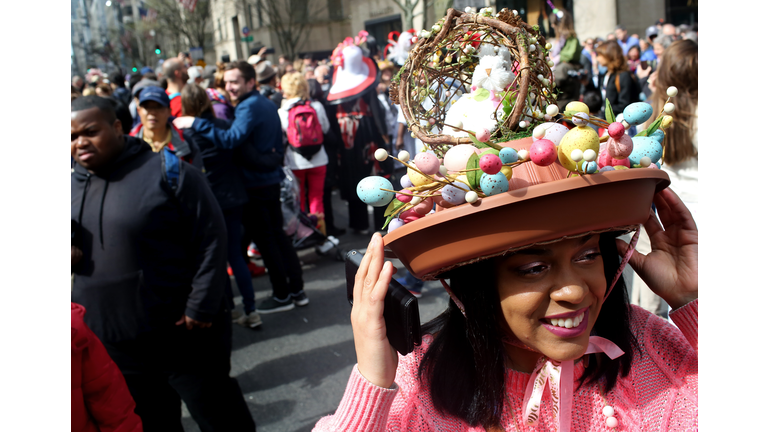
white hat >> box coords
[187,66,202,84]
[327,44,378,104]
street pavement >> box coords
[181,188,449,432]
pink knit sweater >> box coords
[314,300,697,431]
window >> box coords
[256,0,264,27]
[292,0,309,23]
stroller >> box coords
[279,167,346,261]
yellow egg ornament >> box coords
[408,164,434,186]
[557,124,599,173]
[500,166,513,180]
[564,101,590,115]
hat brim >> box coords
[327,56,379,104]
[383,142,670,280]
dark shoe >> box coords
[327,226,346,237]
[255,296,295,314]
[291,290,310,306]
[248,262,266,277]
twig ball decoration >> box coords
[392,7,557,157]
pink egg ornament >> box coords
[399,209,423,223]
[476,128,491,142]
[607,122,626,140]
[597,149,631,169]
[479,154,503,175]
[606,134,633,160]
[412,197,434,216]
[396,190,413,203]
[413,152,440,175]
[529,139,558,166]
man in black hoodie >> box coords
[71,96,255,431]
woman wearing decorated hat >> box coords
[328,31,392,234]
[314,7,697,431]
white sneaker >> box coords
[231,308,244,322]
[236,311,263,328]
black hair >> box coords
[158,77,168,90]
[307,78,323,101]
[108,97,132,135]
[418,232,636,428]
[583,88,603,114]
[110,72,125,87]
[128,73,143,92]
[71,95,117,124]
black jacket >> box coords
[182,112,248,211]
[600,70,639,115]
[71,135,228,344]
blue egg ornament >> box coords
[599,166,616,173]
[479,172,510,196]
[581,160,598,173]
[357,176,395,207]
[650,129,665,143]
[622,102,654,126]
[628,136,663,166]
[499,147,519,164]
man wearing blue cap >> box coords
[129,86,200,167]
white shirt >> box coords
[278,97,330,170]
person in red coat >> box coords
[72,302,143,432]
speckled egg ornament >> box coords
[606,134,633,160]
[414,152,440,175]
[558,124,599,172]
[628,136,663,167]
[479,153,503,174]
[443,144,478,172]
[499,147,519,164]
[622,102,654,126]
[356,176,394,207]
[529,139,558,166]
[479,172,510,196]
[532,122,570,146]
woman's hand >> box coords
[636,62,652,79]
[351,233,398,388]
[617,188,698,309]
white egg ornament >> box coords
[532,122,570,146]
[480,172,509,196]
[374,148,389,162]
[356,176,395,207]
[387,218,405,233]
[443,144,478,172]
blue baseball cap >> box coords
[138,86,170,108]
[140,66,154,75]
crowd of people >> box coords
[71,12,697,431]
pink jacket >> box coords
[314,300,698,431]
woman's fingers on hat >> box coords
[616,238,646,274]
[642,207,664,242]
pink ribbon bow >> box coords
[522,337,624,432]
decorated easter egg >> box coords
[622,102,654,126]
[414,152,440,175]
[529,139,557,166]
[499,147,519,164]
[444,144,478,172]
[532,122,570,146]
[441,184,467,205]
[565,101,589,115]
[480,172,510,196]
[597,149,631,169]
[557,126,599,172]
[476,128,491,142]
[400,174,413,188]
[479,154,503,174]
[500,166,513,180]
[388,218,405,233]
[356,176,394,207]
[606,134,633,160]
[399,209,423,223]
[408,164,433,186]
[581,160,598,174]
[628,136,663,166]
[413,196,435,216]
[396,189,412,203]
[599,166,616,173]
[650,129,665,143]
[607,122,625,140]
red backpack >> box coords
[287,100,324,159]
